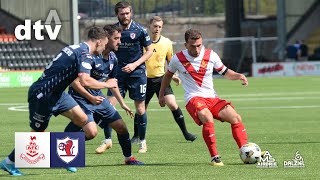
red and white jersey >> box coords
[168,47,227,103]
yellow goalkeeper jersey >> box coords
[145,35,173,78]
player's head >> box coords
[184,29,203,57]
[149,16,163,36]
[103,24,122,51]
[114,1,132,27]
[87,26,109,54]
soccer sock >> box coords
[231,122,248,148]
[7,149,15,163]
[133,115,139,137]
[104,126,113,139]
[64,122,91,141]
[202,122,218,157]
[136,113,147,140]
[64,122,82,132]
[171,107,189,136]
[117,132,131,158]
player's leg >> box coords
[217,104,248,148]
[160,83,197,141]
[129,76,148,153]
[1,95,53,176]
[108,119,144,165]
[186,97,223,166]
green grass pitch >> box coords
[0,76,319,179]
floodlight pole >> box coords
[71,0,79,44]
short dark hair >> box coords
[149,16,163,25]
[114,1,132,15]
[185,29,202,43]
[87,26,108,40]
[103,24,122,37]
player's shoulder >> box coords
[160,36,172,44]
[131,21,148,32]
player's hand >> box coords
[122,63,137,73]
[89,96,105,105]
[159,95,166,107]
[240,74,248,86]
[106,78,118,89]
[121,104,134,119]
[172,76,181,86]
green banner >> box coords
[0,71,42,88]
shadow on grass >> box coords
[86,162,206,168]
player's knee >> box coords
[85,128,97,140]
[112,120,128,134]
[230,114,242,124]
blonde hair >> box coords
[149,16,163,25]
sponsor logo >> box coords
[15,10,61,40]
[284,151,305,168]
[256,151,278,168]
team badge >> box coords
[110,64,114,70]
[130,33,136,39]
[56,137,79,163]
[20,136,46,164]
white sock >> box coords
[140,139,146,144]
[104,138,112,144]
[5,157,14,164]
[125,156,132,161]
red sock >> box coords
[231,122,248,148]
[202,122,218,157]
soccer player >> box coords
[0,26,114,176]
[159,29,249,166]
[144,16,196,141]
[96,1,153,154]
[64,25,144,169]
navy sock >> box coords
[136,113,147,140]
[117,132,131,158]
[104,126,113,139]
[64,122,82,132]
[8,149,15,162]
[172,107,189,136]
[133,115,139,137]
[64,122,91,141]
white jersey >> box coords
[167,47,227,104]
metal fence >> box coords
[78,0,225,19]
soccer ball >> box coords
[239,142,262,164]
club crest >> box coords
[130,33,136,39]
[56,137,78,163]
[20,136,45,164]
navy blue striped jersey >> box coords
[114,20,151,76]
[28,42,94,101]
[69,51,118,101]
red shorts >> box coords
[185,97,233,126]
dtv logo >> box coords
[15,10,62,40]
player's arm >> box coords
[122,44,153,73]
[223,69,248,86]
[71,77,104,105]
[166,42,180,85]
[108,83,134,118]
[159,70,174,107]
[79,73,118,89]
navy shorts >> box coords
[108,74,147,101]
[76,98,122,129]
[145,76,174,105]
[29,92,78,131]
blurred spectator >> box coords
[299,40,309,61]
[285,43,300,61]
[308,46,320,61]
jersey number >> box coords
[140,84,146,94]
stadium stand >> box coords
[0,36,55,70]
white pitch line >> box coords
[6,105,320,112]
[1,96,319,106]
